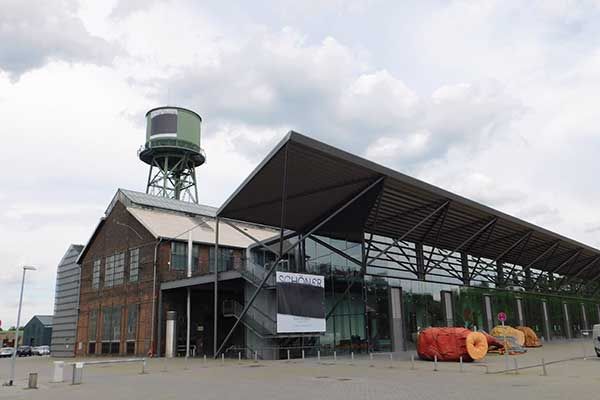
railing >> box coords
[240,260,276,288]
[223,299,276,338]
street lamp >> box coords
[6,265,36,387]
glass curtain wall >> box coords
[304,236,366,355]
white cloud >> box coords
[0,0,119,80]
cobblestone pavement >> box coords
[0,340,598,400]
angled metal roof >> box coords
[219,131,600,280]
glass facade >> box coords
[248,231,600,355]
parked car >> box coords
[593,324,600,357]
[17,345,33,357]
[0,347,14,358]
[32,345,50,356]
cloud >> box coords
[0,0,119,80]
[130,23,523,168]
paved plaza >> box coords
[0,340,598,400]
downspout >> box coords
[150,237,164,356]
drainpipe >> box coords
[150,237,164,356]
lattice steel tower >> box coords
[138,107,205,203]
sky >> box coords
[1,0,600,328]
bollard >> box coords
[333,351,337,361]
[302,349,305,360]
[389,353,393,368]
[513,358,519,375]
[351,352,354,361]
[203,354,207,364]
[485,364,489,374]
[317,350,321,362]
[161,357,167,372]
[410,354,415,370]
[254,351,258,362]
[504,350,509,372]
[239,352,242,361]
[541,358,547,376]
[433,355,438,372]
[369,353,373,361]
[71,363,84,385]
[53,361,65,383]
[287,349,290,361]
[27,373,38,389]
[459,356,463,373]
[141,359,147,374]
[221,353,225,364]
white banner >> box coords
[276,271,325,333]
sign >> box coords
[497,311,507,323]
[276,271,325,333]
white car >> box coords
[32,345,50,356]
[0,347,14,358]
[594,324,600,357]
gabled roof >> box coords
[110,188,217,217]
[77,189,277,263]
[32,315,53,327]
[219,131,600,280]
[128,206,276,248]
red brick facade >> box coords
[75,200,245,357]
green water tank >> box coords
[138,106,206,167]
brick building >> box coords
[75,189,275,357]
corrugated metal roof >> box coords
[128,207,277,248]
[118,189,217,216]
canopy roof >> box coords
[219,131,600,280]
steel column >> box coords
[213,218,219,356]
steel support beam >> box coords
[213,217,219,356]
[425,218,497,274]
[366,200,450,265]
[416,243,425,280]
[215,176,385,357]
[533,248,582,288]
[221,218,280,258]
[468,231,533,282]
[309,235,362,267]
[557,256,600,289]
[460,252,470,286]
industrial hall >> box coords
[64,106,600,360]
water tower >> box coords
[138,106,205,203]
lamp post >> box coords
[7,266,36,387]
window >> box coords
[101,306,122,354]
[129,248,140,282]
[104,252,125,287]
[104,255,115,288]
[114,252,125,286]
[92,260,101,289]
[209,247,235,272]
[126,304,138,341]
[170,242,199,271]
[88,309,97,342]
